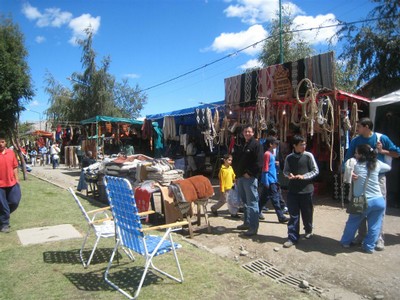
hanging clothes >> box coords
[163,116,177,142]
[141,119,153,140]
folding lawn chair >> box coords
[103,175,188,300]
[67,187,132,268]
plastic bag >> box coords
[227,187,241,215]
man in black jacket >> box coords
[235,125,264,236]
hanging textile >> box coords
[239,70,258,107]
[141,119,153,140]
[304,52,334,90]
[258,65,277,99]
[224,74,241,108]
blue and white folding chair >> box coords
[103,175,188,299]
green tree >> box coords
[259,13,315,66]
[114,78,147,119]
[334,60,359,93]
[47,28,147,122]
[0,15,34,178]
[336,0,400,94]
[68,28,116,120]
[44,72,74,122]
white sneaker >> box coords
[375,239,385,251]
[283,240,294,248]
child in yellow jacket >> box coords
[211,154,238,218]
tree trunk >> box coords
[9,130,27,181]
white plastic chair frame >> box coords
[103,175,188,300]
[68,187,133,268]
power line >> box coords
[141,16,397,93]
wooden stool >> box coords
[86,179,99,199]
[179,198,211,238]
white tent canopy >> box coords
[369,89,400,123]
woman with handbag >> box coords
[340,144,391,253]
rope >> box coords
[317,96,335,171]
[202,108,215,152]
[350,102,359,139]
[290,103,300,127]
[295,78,319,136]
[256,97,267,138]
[220,116,229,146]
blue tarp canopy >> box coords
[146,100,225,121]
[80,115,144,125]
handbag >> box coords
[346,171,369,215]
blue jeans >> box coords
[0,184,22,227]
[236,176,259,232]
[287,192,313,243]
[259,183,286,221]
[340,196,385,252]
[52,155,59,169]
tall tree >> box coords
[114,79,147,119]
[44,72,74,122]
[259,13,315,67]
[0,15,34,178]
[334,60,359,93]
[68,28,116,121]
[46,28,147,121]
[336,0,400,94]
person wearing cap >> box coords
[282,135,319,248]
[259,136,290,223]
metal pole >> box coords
[279,0,283,64]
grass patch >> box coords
[0,174,317,300]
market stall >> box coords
[146,101,226,176]
[222,51,370,199]
[80,115,161,159]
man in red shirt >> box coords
[0,134,21,233]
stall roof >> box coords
[369,89,400,123]
[335,90,371,103]
[80,115,145,125]
[146,100,225,121]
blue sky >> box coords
[3,0,375,123]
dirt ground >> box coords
[28,164,400,300]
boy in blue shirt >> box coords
[259,137,289,223]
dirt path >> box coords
[29,164,400,300]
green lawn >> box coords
[0,175,316,300]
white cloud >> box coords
[212,1,337,58]
[292,13,339,45]
[210,24,267,55]
[239,59,263,70]
[21,3,41,20]
[68,14,101,45]
[35,36,46,43]
[224,0,303,25]
[123,73,140,79]
[22,3,72,27]
[21,3,101,46]
[30,100,40,106]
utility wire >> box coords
[141,16,397,93]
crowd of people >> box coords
[19,142,61,169]
[209,118,399,253]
